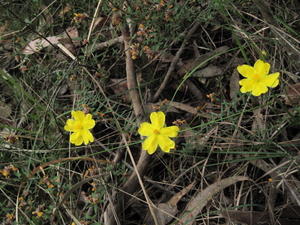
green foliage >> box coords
[1,0,300,224]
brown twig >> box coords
[122,25,158,224]
[103,24,155,225]
[94,36,123,50]
[122,27,144,118]
[152,22,200,102]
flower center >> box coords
[74,123,83,130]
[252,73,263,82]
[153,129,160,135]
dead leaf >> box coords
[168,101,198,114]
[177,46,229,76]
[178,176,249,225]
[22,27,78,55]
[193,65,223,78]
[284,83,300,105]
[144,182,195,225]
[22,36,61,54]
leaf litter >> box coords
[1,1,300,225]
[22,27,79,54]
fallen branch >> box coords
[178,176,249,225]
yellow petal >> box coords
[237,65,255,78]
[82,130,94,145]
[239,78,255,93]
[150,111,165,129]
[160,126,179,137]
[142,135,158,154]
[251,83,268,96]
[83,114,95,129]
[157,135,175,152]
[254,59,270,76]
[263,72,280,88]
[138,122,154,136]
[64,119,75,132]
[70,132,83,146]
[71,111,85,121]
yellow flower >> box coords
[32,211,43,217]
[64,111,95,146]
[237,59,280,96]
[138,111,179,154]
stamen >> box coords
[75,123,83,130]
[153,129,160,135]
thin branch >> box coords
[87,0,103,42]
[152,22,200,102]
[104,24,155,225]
[122,27,144,118]
[122,25,158,224]
[94,36,123,50]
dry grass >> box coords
[0,0,300,224]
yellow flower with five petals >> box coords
[64,111,95,146]
[237,59,280,96]
[138,111,179,154]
